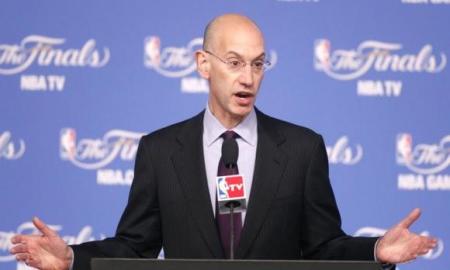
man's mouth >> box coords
[234,91,254,106]
[234,91,254,98]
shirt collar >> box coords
[203,104,257,147]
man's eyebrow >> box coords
[225,51,266,60]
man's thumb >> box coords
[32,217,56,237]
[398,208,421,228]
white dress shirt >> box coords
[202,104,257,222]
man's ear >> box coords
[196,50,210,79]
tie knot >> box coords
[222,130,239,140]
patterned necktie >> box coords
[216,130,242,259]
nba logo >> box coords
[144,36,161,68]
[217,176,229,200]
[60,128,77,160]
[396,133,413,165]
[314,39,331,70]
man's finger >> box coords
[11,235,24,245]
[25,254,38,268]
[417,248,430,256]
[398,208,421,228]
[10,243,28,255]
[32,216,56,237]
[423,238,438,250]
[15,253,28,262]
[27,254,42,269]
[428,238,438,246]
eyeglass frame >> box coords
[204,50,271,73]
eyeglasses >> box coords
[204,50,271,73]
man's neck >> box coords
[216,115,243,129]
[208,106,247,129]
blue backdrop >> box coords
[1,1,449,270]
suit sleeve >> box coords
[300,135,378,260]
[71,137,162,269]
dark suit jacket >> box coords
[72,109,377,269]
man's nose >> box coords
[238,64,254,87]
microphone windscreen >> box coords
[222,137,238,167]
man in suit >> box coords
[10,13,436,270]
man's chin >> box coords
[231,106,253,119]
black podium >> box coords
[92,258,382,270]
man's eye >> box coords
[253,61,264,69]
[228,60,242,67]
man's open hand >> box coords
[10,217,72,270]
[376,208,437,264]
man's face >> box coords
[202,22,265,126]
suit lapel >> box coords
[170,111,224,258]
[236,110,287,258]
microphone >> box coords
[217,136,246,214]
[222,136,238,169]
[217,135,247,259]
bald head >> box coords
[203,14,264,51]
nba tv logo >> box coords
[217,175,245,200]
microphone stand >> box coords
[223,159,239,260]
[225,200,240,260]
[229,201,235,260]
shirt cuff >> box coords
[68,247,74,270]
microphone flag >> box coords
[216,174,247,214]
